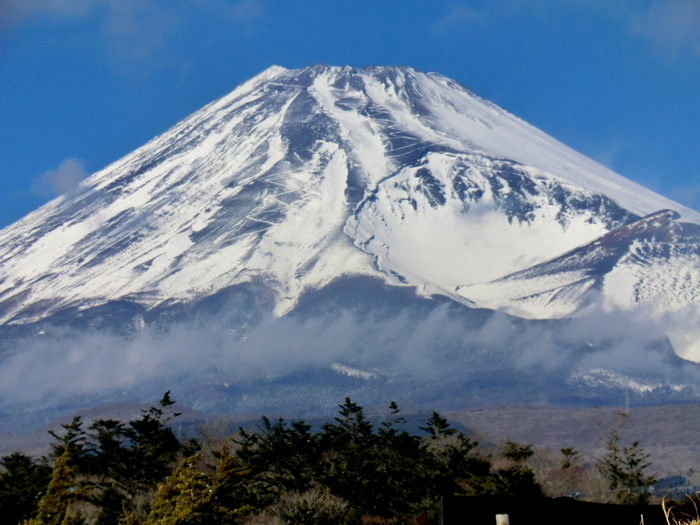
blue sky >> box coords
[1,0,699,228]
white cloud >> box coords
[429,0,564,36]
[631,0,700,57]
[429,4,490,35]
[0,296,694,410]
[0,0,102,27]
[31,158,89,198]
[1,0,266,74]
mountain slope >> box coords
[0,65,697,327]
[458,210,700,318]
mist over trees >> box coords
[0,393,660,524]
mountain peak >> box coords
[0,65,697,327]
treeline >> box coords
[1,393,656,524]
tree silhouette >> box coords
[597,414,655,504]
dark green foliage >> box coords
[10,395,662,524]
[318,398,380,516]
[234,415,320,508]
[0,452,51,524]
[229,400,536,523]
[597,414,656,505]
[73,392,187,523]
[420,411,456,440]
[48,416,89,468]
[488,440,542,498]
[16,392,191,525]
[372,404,428,519]
[425,431,491,499]
[490,464,542,498]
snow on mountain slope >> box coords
[0,64,698,327]
[0,66,377,323]
[347,152,635,288]
[458,210,700,319]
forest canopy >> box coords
[0,393,656,525]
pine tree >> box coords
[47,417,88,468]
[207,442,255,522]
[142,453,212,525]
[489,440,542,498]
[234,416,319,508]
[374,402,427,520]
[24,449,85,525]
[40,391,189,524]
[318,398,378,515]
[98,391,185,522]
[421,412,490,501]
[0,452,52,524]
[420,411,456,441]
[597,414,656,504]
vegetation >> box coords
[663,496,700,525]
[596,413,656,504]
[0,395,661,525]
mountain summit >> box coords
[1,65,699,419]
[1,65,697,326]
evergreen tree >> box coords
[25,449,85,525]
[142,453,212,525]
[144,443,254,525]
[421,413,490,501]
[47,417,88,469]
[234,416,319,508]
[489,440,542,498]
[560,447,581,471]
[420,411,456,441]
[501,440,535,463]
[597,414,656,504]
[0,452,51,524]
[126,390,183,489]
[40,391,189,525]
[318,398,379,516]
[207,442,255,522]
[373,402,427,520]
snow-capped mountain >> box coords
[1,65,699,421]
[1,65,697,327]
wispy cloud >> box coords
[563,0,700,59]
[430,0,700,59]
[0,296,696,412]
[429,4,491,36]
[31,158,89,198]
[0,0,102,27]
[429,0,559,36]
[1,0,267,74]
[631,0,700,57]
[101,1,181,72]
